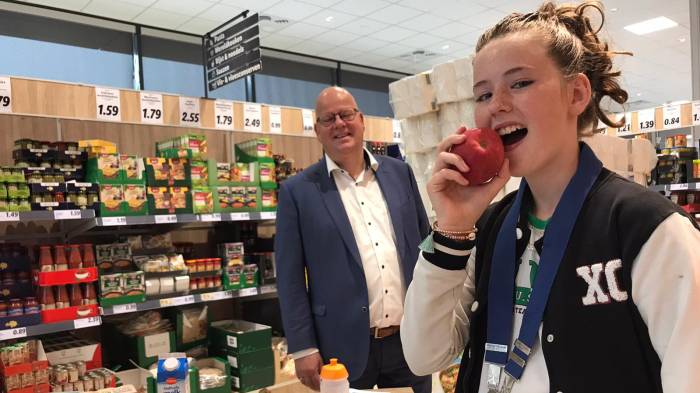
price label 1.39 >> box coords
[0,76,12,114]
[244,103,262,133]
[637,108,655,132]
[95,87,121,121]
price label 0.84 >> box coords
[179,97,201,127]
[95,87,121,121]
[692,102,700,126]
[663,103,682,129]
[301,109,315,136]
[0,76,12,114]
[269,106,282,134]
[244,103,262,133]
[215,100,234,130]
[140,92,164,124]
[637,108,655,132]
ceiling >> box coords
[16,0,695,111]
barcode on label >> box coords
[227,335,238,348]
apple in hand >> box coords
[450,127,504,185]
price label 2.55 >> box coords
[179,97,201,127]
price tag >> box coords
[269,106,282,134]
[230,212,250,221]
[155,214,177,224]
[692,101,700,126]
[301,109,315,136]
[244,103,262,133]
[95,87,121,121]
[74,316,101,329]
[144,332,171,357]
[201,290,233,301]
[227,335,238,348]
[616,112,631,135]
[140,92,164,124]
[200,213,221,222]
[54,210,82,220]
[663,103,682,129]
[0,76,12,114]
[392,119,403,143]
[179,96,200,127]
[670,183,689,191]
[233,376,240,388]
[260,285,276,294]
[637,108,656,132]
[0,212,20,222]
[227,355,239,368]
[102,216,127,226]
[259,211,276,220]
[214,100,234,130]
[0,327,27,341]
[112,303,137,314]
[168,295,195,306]
[239,287,258,297]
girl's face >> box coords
[472,31,585,178]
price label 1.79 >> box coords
[95,87,121,121]
[301,109,315,136]
[179,96,201,127]
[215,100,234,130]
[244,103,262,133]
[140,92,164,124]
[269,106,282,134]
[663,104,682,129]
[0,76,12,114]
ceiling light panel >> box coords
[367,4,422,24]
[624,16,678,35]
[330,0,391,17]
[133,8,190,28]
[277,22,328,39]
[304,10,356,27]
[264,0,322,21]
[82,0,146,21]
[151,0,214,16]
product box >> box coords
[223,266,243,290]
[121,155,146,184]
[144,158,191,187]
[34,267,98,286]
[189,357,231,393]
[124,185,148,216]
[230,367,274,393]
[235,139,272,160]
[0,312,41,330]
[156,134,207,160]
[42,334,102,369]
[0,339,50,393]
[147,187,193,215]
[190,161,210,187]
[221,349,274,375]
[86,154,122,184]
[214,187,232,213]
[80,140,117,155]
[258,162,276,189]
[261,190,277,211]
[218,243,244,267]
[99,271,146,307]
[214,163,232,185]
[106,325,176,368]
[65,182,100,211]
[241,265,258,288]
[230,187,246,210]
[193,188,214,214]
[173,306,209,351]
[231,163,258,185]
[209,320,271,356]
[41,304,99,323]
[99,184,125,217]
[245,187,260,211]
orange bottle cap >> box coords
[320,358,348,380]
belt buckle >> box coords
[374,327,382,339]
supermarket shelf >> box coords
[649,183,700,193]
[0,316,101,342]
[0,209,96,223]
[101,284,277,316]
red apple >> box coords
[450,127,504,185]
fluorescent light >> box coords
[441,44,450,50]
[624,16,678,35]
[679,37,687,42]
[325,16,334,22]
[610,7,618,12]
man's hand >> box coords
[295,352,323,391]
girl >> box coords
[400,2,700,393]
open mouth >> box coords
[497,124,528,146]
[334,132,351,140]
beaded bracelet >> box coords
[432,221,477,241]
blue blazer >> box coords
[275,154,430,380]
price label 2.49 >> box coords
[244,103,262,133]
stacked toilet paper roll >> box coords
[388,72,438,119]
[402,113,441,154]
[432,61,459,104]
[454,56,474,101]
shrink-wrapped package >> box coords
[402,113,441,153]
[454,56,474,101]
[389,72,437,119]
[432,61,459,104]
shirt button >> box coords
[516,228,523,239]
[385,314,389,318]
[361,202,364,205]
[361,307,368,312]
[471,301,479,312]
[375,242,379,246]
[381,265,385,269]
[385,290,388,294]
[368,222,371,226]
[547,334,555,343]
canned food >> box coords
[8,298,23,316]
[75,360,86,377]
[50,384,63,392]
[81,375,94,391]
[21,371,34,388]
[54,366,69,385]
[34,367,49,385]
[72,378,84,392]
[66,364,79,383]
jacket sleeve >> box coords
[631,213,700,393]
[407,163,430,238]
[401,248,477,375]
[274,181,318,353]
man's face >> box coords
[314,90,365,160]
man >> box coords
[275,87,431,392]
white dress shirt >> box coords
[291,150,406,360]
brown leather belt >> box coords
[370,325,400,339]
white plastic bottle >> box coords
[320,358,349,393]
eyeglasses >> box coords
[316,108,359,127]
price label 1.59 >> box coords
[54,210,82,220]
[95,87,121,121]
[140,92,164,124]
[102,216,127,226]
[0,76,12,114]
[179,97,201,127]
[215,100,235,130]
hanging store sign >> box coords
[205,13,262,91]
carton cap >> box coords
[320,358,348,380]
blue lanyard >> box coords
[485,143,602,381]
